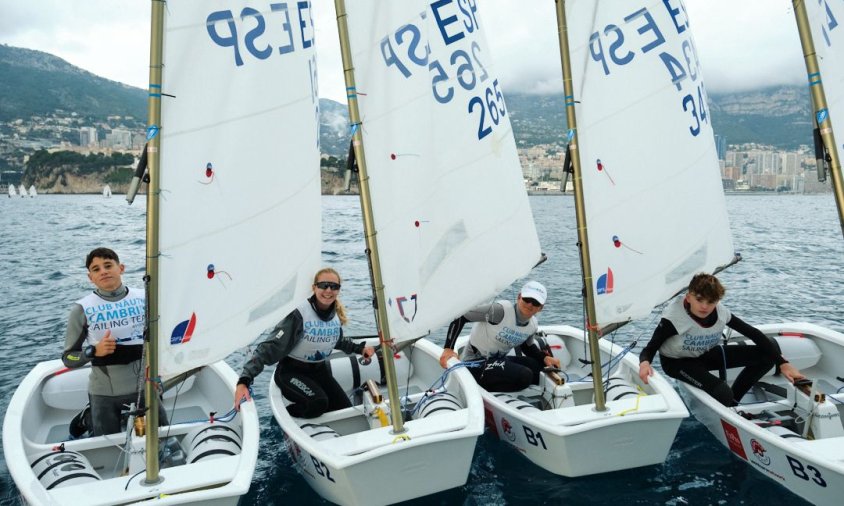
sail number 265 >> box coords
[469,79,507,140]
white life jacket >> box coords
[658,297,731,359]
[461,300,538,360]
[288,300,342,363]
[77,288,145,346]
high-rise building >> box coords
[714,134,727,161]
[79,127,98,147]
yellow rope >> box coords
[392,434,411,444]
[617,385,646,417]
[373,407,389,427]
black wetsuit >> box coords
[238,296,365,418]
[640,302,786,406]
[444,302,547,392]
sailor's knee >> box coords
[710,382,735,406]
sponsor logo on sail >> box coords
[170,312,197,345]
[596,267,614,295]
[394,294,418,323]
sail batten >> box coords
[566,0,734,327]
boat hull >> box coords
[470,324,688,477]
[3,360,259,506]
[681,322,844,505]
[270,338,484,506]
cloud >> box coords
[0,0,810,99]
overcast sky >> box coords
[0,0,804,102]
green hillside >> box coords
[0,45,146,122]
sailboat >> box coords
[2,1,324,503]
[19,185,28,198]
[677,2,844,504]
[28,185,37,198]
[102,184,112,198]
[456,0,732,477]
[7,184,14,198]
[268,1,542,504]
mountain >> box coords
[503,86,813,150]
[0,44,816,157]
[317,86,815,156]
[707,86,813,148]
[0,45,146,122]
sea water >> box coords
[1,194,842,505]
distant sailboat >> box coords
[102,184,112,198]
[18,186,28,198]
[28,185,37,198]
[8,184,16,198]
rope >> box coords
[409,360,482,417]
[616,386,646,416]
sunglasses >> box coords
[315,281,341,291]
[522,297,542,307]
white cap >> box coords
[520,281,547,305]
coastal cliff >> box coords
[26,169,356,195]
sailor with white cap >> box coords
[439,281,560,392]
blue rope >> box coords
[573,341,636,382]
[408,360,483,416]
[169,386,251,425]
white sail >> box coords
[157,2,321,376]
[805,0,844,160]
[18,185,27,197]
[567,0,734,326]
[344,1,541,342]
[102,184,111,197]
[28,185,36,197]
[8,184,16,197]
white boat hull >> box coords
[681,322,844,505]
[3,360,259,506]
[269,338,483,506]
[465,324,689,477]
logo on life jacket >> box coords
[171,312,197,345]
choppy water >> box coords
[1,194,842,505]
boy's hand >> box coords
[234,384,252,411]
[95,330,117,357]
[639,361,654,384]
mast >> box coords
[554,0,606,411]
[143,0,165,484]
[334,0,405,433]
[792,0,844,237]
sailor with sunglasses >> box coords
[234,267,375,418]
[439,281,560,392]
